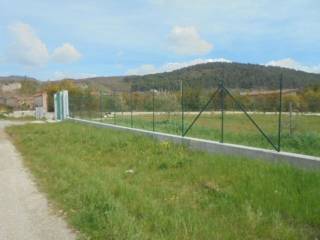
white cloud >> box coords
[7,22,50,67]
[6,22,82,67]
[127,58,231,75]
[266,58,320,74]
[51,43,82,64]
[51,71,97,80]
[168,26,213,55]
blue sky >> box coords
[0,0,320,80]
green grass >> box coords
[74,112,320,157]
[6,122,320,240]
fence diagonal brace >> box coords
[183,88,219,137]
[222,86,279,151]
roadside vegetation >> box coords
[6,122,320,240]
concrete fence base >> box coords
[68,117,320,170]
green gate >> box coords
[54,90,69,121]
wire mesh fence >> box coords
[69,75,320,157]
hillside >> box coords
[0,76,41,96]
[0,76,38,83]
[125,62,320,91]
[0,76,128,96]
[1,62,320,95]
[76,76,128,91]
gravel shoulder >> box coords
[0,121,76,240]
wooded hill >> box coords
[1,62,320,94]
[76,76,128,91]
[125,62,320,91]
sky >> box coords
[0,0,320,80]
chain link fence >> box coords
[69,75,320,157]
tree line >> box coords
[60,83,320,113]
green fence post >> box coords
[220,81,225,143]
[87,95,90,119]
[181,79,184,136]
[68,95,72,118]
[152,80,155,132]
[100,91,103,122]
[113,91,116,125]
[278,73,283,152]
[78,95,81,118]
[130,90,133,128]
[81,94,84,119]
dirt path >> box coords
[0,121,76,240]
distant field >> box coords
[73,112,320,157]
[6,122,320,239]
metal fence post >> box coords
[130,90,133,128]
[220,80,225,143]
[289,102,293,136]
[79,94,82,118]
[278,74,283,151]
[113,91,116,125]
[152,80,155,132]
[88,95,92,120]
[181,79,184,136]
[99,91,102,122]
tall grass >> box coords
[93,113,320,156]
[6,122,320,240]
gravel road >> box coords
[0,121,76,240]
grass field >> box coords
[6,122,320,240]
[74,111,320,157]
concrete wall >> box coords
[68,117,320,170]
[7,111,54,120]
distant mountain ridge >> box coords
[1,62,320,94]
[0,76,38,83]
[125,62,320,91]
